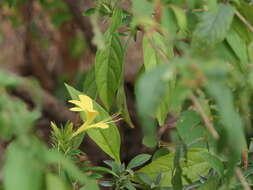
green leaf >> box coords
[170,5,187,32]
[197,175,220,190]
[237,1,253,26]
[110,8,123,33]
[143,33,162,70]
[83,65,97,99]
[226,28,248,64]
[199,152,224,177]
[136,149,212,187]
[65,84,121,163]
[123,183,137,190]
[46,173,70,190]
[142,33,174,125]
[176,110,207,148]
[193,3,235,47]
[3,140,44,190]
[137,173,153,185]
[132,0,153,17]
[0,70,20,88]
[83,8,96,16]
[161,7,178,37]
[127,154,152,169]
[249,41,253,62]
[206,81,246,162]
[0,93,40,139]
[136,64,171,147]
[95,33,124,110]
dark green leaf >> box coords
[95,33,124,110]
[127,154,152,169]
[193,3,235,47]
[83,8,96,16]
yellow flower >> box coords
[69,95,116,137]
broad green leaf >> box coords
[132,0,153,17]
[214,41,239,66]
[161,7,178,37]
[65,84,121,163]
[143,34,162,70]
[127,154,152,169]
[3,140,44,190]
[193,3,235,47]
[199,152,224,177]
[136,149,212,187]
[226,28,248,64]
[137,173,153,185]
[152,148,170,161]
[46,173,70,190]
[95,33,123,110]
[83,65,97,99]
[170,5,187,32]
[176,110,207,148]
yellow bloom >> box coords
[69,95,113,137]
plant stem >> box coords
[235,167,251,190]
[190,94,219,139]
[235,10,253,34]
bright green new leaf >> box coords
[170,5,187,33]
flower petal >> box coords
[78,95,94,111]
[89,122,109,129]
[69,107,83,112]
[84,111,98,125]
[72,122,109,137]
[69,100,83,108]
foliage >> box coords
[1,0,253,190]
